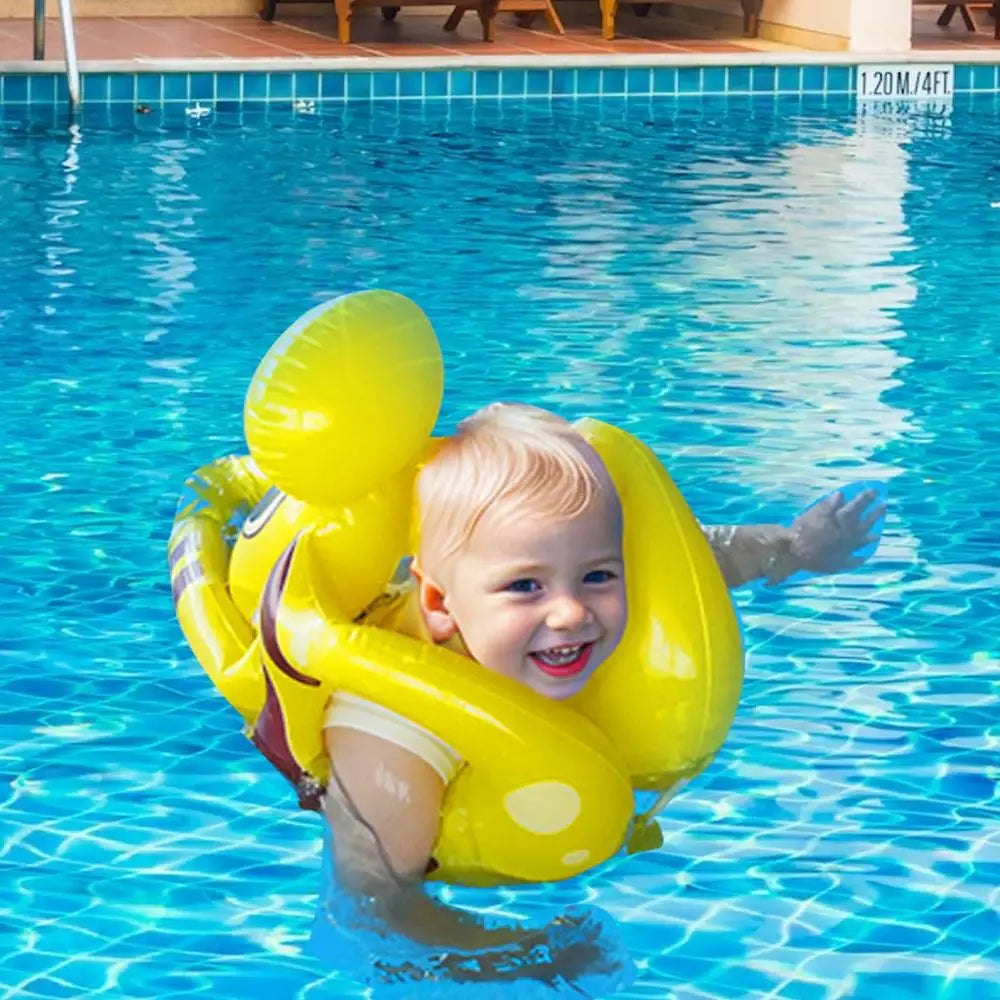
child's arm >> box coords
[703,486,886,589]
[323,726,609,972]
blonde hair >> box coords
[416,403,618,576]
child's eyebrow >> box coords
[491,562,547,579]
[579,553,625,568]
[491,554,624,579]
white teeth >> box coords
[535,644,584,665]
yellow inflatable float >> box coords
[169,289,744,887]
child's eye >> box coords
[584,569,616,585]
[506,578,540,594]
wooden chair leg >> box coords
[334,0,352,43]
[544,0,565,33]
[994,1,1000,39]
[444,6,465,30]
[601,0,618,40]
[741,0,761,37]
[476,0,498,41]
[936,4,980,30]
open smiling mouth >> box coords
[529,642,594,678]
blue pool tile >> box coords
[83,74,109,102]
[576,68,600,96]
[137,73,163,103]
[526,69,550,97]
[652,67,676,95]
[54,74,68,103]
[972,64,997,90]
[751,65,776,93]
[702,66,725,93]
[294,71,319,99]
[242,72,267,100]
[28,75,55,104]
[626,67,651,96]
[425,70,448,99]
[424,69,448,99]
[475,69,500,97]
[500,69,525,98]
[399,71,423,98]
[826,65,851,93]
[601,68,625,95]
[216,73,240,101]
[3,75,27,102]
[190,73,214,101]
[677,66,701,94]
[321,72,345,100]
[268,73,292,101]
[552,68,576,97]
[727,66,751,93]
[777,65,801,93]
[108,74,136,103]
[8,59,978,111]
[164,73,189,101]
[450,69,474,98]
[347,72,372,101]
[373,71,398,99]
[802,65,825,92]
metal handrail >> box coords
[32,0,81,109]
[33,0,44,59]
[58,0,81,108]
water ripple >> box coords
[1,96,999,999]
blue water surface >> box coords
[1,95,998,1000]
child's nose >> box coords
[546,593,592,630]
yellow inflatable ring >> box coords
[169,290,743,887]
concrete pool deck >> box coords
[1,5,998,68]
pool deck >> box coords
[0,5,998,67]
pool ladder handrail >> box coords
[33,0,81,108]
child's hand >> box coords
[372,906,634,997]
[788,487,886,578]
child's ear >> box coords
[411,560,457,642]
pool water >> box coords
[2,95,998,1000]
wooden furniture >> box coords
[740,0,762,37]
[445,0,565,36]
[600,0,762,43]
[933,3,1000,38]
[259,0,501,43]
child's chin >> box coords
[531,673,590,701]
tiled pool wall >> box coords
[2,62,1000,106]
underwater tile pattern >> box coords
[2,62,1000,107]
[2,60,1000,109]
[1,95,999,999]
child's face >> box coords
[418,494,627,701]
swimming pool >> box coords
[2,93,998,999]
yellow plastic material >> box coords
[261,533,634,885]
[243,289,443,506]
[170,288,744,888]
[572,419,744,790]
[168,455,271,722]
[227,466,417,625]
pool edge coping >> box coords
[1,48,995,74]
